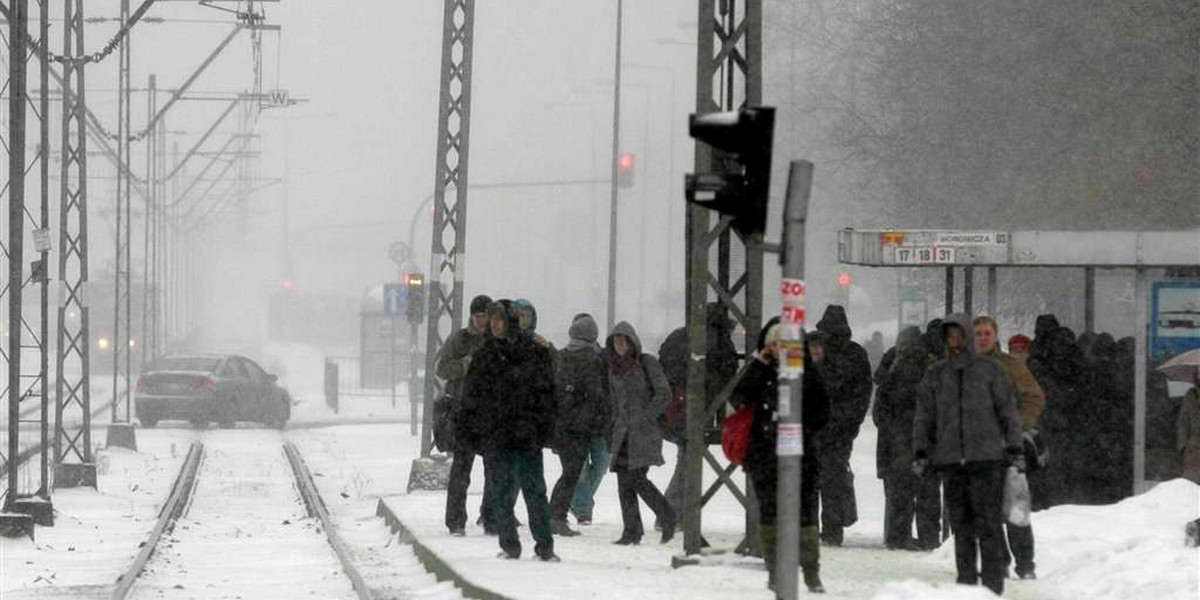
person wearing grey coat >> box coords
[606,321,676,545]
[912,313,1024,596]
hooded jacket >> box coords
[814,305,873,443]
[606,321,671,470]
[913,313,1023,466]
[555,315,611,439]
[873,326,929,477]
[459,300,557,451]
[734,317,829,483]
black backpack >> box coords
[555,348,608,435]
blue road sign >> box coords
[1151,280,1200,361]
[383,283,407,317]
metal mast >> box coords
[53,0,94,487]
[419,0,476,457]
[681,0,764,557]
[110,0,134,435]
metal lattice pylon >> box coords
[53,0,94,486]
[1,0,51,508]
[420,0,475,457]
[681,0,764,557]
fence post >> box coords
[324,359,339,414]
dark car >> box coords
[135,355,291,429]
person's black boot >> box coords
[551,519,581,537]
[613,533,641,545]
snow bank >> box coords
[869,580,999,600]
[1035,478,1200,600]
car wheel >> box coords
[140,416,158,428]
[218,398,237,428]
[190,418,208,429]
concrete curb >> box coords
[375,499,519,600]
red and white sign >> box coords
[781,278,806,326]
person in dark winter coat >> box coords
[1085,333,1131,504]
[873,326,941,551]
[1028,324,1087,506]
[606,321,675,545]
[548,315,610,536]
[438,294,494,535]
[658,302,741,522]
[734,317,830,593]
[813,305,873,546]
[568,313,611,524]
[459,300,559,561]
[912,314,1024,596]
[923,318,946,361]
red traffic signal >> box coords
[618,153,634,171]
[281,278,295,291]
[617,153,635,189]
[837,272,852,289]
[404,272,424,286]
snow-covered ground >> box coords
[4,342,1197,599]
[1,428,196,598]
[288,417,1200,600]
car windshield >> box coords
[149,357,221,373]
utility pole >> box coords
[418,0,477,461]
[108,0,136,451]
[681,0,765,558]
[776,161,813,600]
[4,0,29,512]
[54,0,96,489]
[605,0,623,332]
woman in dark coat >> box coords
[606,321,675,545]
[733,317,830,593]
[872,326,941,550]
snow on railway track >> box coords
[106,429,462,600]
[117,430,361,599]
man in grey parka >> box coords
[912,313,1024,596]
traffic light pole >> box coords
[681,0,765,559]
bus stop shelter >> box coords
[838,228,1200,492]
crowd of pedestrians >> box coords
[430,291,1157,597]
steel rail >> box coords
[283,440,374,600]
[109,442,204,600]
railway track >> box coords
[106,432,462,600]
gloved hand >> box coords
[1007,448,1027,473]
[912,457,929,477]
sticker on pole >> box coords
[781,279,806,326]
[777,423,804,457]
[779,339,805,378]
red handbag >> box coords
[721,406,755,465]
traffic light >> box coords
[685,106,776,238]
[404,272,425,324]
[837,271,852,289]
[281,278,295,291]
[617,152,635,188]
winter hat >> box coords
[1008,334,1032,352]
[514,298,538,331]
[469,294,493,316]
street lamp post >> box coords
[606,0,624,332]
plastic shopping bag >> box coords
[1003,466,1032,527]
